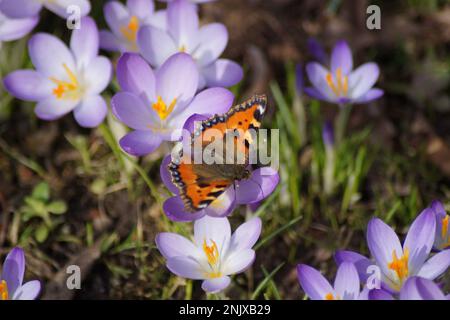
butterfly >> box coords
[168,94,267,212]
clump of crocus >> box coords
[370,277,450,300]
[0,10,38,43]
[336,207,450,293]
[4,17,112,128]
[111,52,235,156]
[138,0,242,89]
[297,262,368,300]
[100,0,166,53]
[0,0,90,19]
[429,200,450,250]
[156,215,261,293]
[304,40,383,105]
[0,247,40,300]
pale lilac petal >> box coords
[229,218,262,252]
[99,30,123,52]
[202,59,243,88]
[84,56,112,95]
[34,96,79,120]
[138,26,177,67]
[194,215,231,255]
[0,0,42,18]
[73,95,107,128]
[305,62,335,100]
[417,249,450,280]
[3,70,53,101]
[166,256,204,280]
[167,0,198,49]
[334,250,373,283]
[104,1,130,36]
[12,280,40,300]
[201,276,230,293]
[160,155,179,194]
[156,232,201,260]
[44,0,91,18]
[235,167,279,204]
[297,264,335,300]
[111,92,155,130]
[404,208,436,274]
[28,33,76,78]
[223,249,255,275]
[149,10,167,30]
[353,88,383,104]
[400,277,446,300]
[358,287,370,300]
[195,23,227,66]
[367,218,404,282]
[202,187,236,218]
[127,0,154,20]
[119,130,162,156]
[70,16,98,68]
[0,14,38,41]
[163,196,205,222]
[1,248,25,297]
[348,62,380,99]
[331,40,353,75]
[368,289,395,300]
[333,262,360,300]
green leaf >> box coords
[35,224,49,243]
[32,182,50,201]
[251,262,285,300]
[47,200,67,214]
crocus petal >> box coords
[404,208,436,275]
[194,215,231,255]
[156,232,201,260]
[0,0,42,18]
[166,256,205,280]
[150,9,167,30]
[84,56,112,95]
[353,88,383,104]
[203,187,236,218]
[305,62,335,100]
[330,40,353,75]
[202,59,243,88]
[28,33,76,78]
[44,0,91,18]
[99,30,123,52]
[348,62,380,99]
[235,167,279,204]
[167,0,198,49]
[127,0,154,20]
[116,53,156,104]
[333,262,360,300]
[400,277,446,300]
[366,217,403,279]
[368,289,395,300]
[195,23,228,66]
[70,16,98,68]
[163,196,205,222]
[111,92,155,130]
[222,249,255,275]
[73,95,107,128]
[35,96,79,121]
[156,52,198,110]
[1,248,25,296]
[303,87,328,101]
[0,14,38,41]
[12,280,40,300]
[160,155,179,194]
[297,264,335,300]
[3,70,53,101]
[119,130,162,156]
[334,250,373,283]
[104,1,130,36]
[201,276,230,293]
[417,249,450,280]
[307,38,328,65]
[138,26,177,67]
[229,218,262,252]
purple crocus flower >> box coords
[138,0,243,89]
[0,10,38,42]
[111,52,235,156]
[297,262,369,300]
[307,38,328,65]
[0,247,40,300]
[100,0,166,53]
[336,208,450,293]
[4,17,112,128]
[0,0,90,19]
[160,154,279,222]
[370,277,449,300]
[156,215,261,293]
[304,40,383,105]
[429,200,450,250]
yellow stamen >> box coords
[442,216,449,239]
[179,45,186,53]
[325,67,349,97]
[325,292,340,300]
[120,16,139,42]
[49,63,80,100]
[152,96,177,120]
[388,248,409,281]
[203,239,219,266]
[0,280,9,300]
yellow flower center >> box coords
[152,96,177,120]
[0,280,9,300]
[50,63,81,100]
[388,248,409,282]
[440,215,450,249]
[120,16,139,43]
[325,292,340,300]
[325,67,348,97]
[179,45,186,53]
[202,239,222,279]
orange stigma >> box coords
[325,292,340,300]
[120,16,139,43]
[50,63,80,100]
[441,215,450,248]
[388,248,409,281]
[325,67,348,97]
[152,96,177,120]
[0,280,9,300]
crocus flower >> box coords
[0,0,90,19]
[100,0,166,53]
[0,247,41,300]
[160,153,279,222]
[370,277,450,300]
[156,215,261,293]
[297,262,368,300]
[429,200,450,250]
[4,17,112,128]
[138,0,243,89]
[111,52,235,156]
[307,38,327,65]
[0,10,38,42]
[336,208,450,293]
[304,40,383,105]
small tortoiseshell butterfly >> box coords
[168,94,267,212]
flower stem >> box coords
[334,103,352,145]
